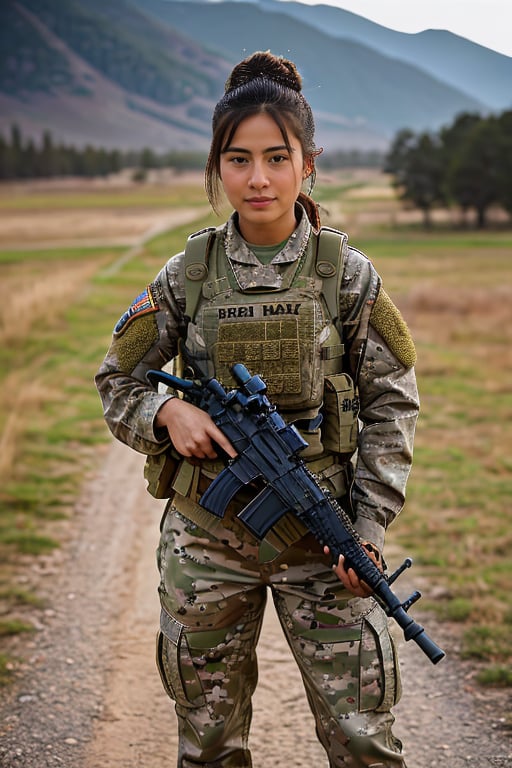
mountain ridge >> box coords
[260,0,511,110]
[0,0,503,153]
[132,1,487,143]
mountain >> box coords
[0,0,232,151]
[0,0,500,153]
[257,0,512,111]
[131,0,487,147]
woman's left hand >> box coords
[324,541,383,598]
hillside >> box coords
[0,0,231,151]
[0,0,495,152]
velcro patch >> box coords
[114,286,158,334]
[370,289,417,368]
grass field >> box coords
[0,171,510,688]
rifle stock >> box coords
[147,364,445,665]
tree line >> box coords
[2,112,512,230]
[385,111,512,228]
[0,125,207,180]
[0,124,384,181]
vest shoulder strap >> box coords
[183,224,348,324]
[183,226,217,320]
[315,226,348,324]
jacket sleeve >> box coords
[95,252,186,455]
[341,247,420,550]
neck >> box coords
[236,210,299,246]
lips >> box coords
[245,196,275,207]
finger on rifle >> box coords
[209,425,237,459]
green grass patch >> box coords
[0,244,125,265]
[0,653,14,686]
[476,665,512,687]
[314,182,366,203]
[1,529,60,556]
[0,586,45,608]
[355,234,512,253]
[436,598,473,623]
[0,619,35,637]
[461,626,511,662]
[0,186,207,211]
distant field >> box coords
[0,172,208,248]
[0,171,510,687]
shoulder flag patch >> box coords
[114,286,159,334]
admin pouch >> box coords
[144,448,182,499]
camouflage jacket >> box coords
[95,211,419,549]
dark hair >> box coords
[205,51,322,229]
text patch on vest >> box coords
[200,297,325,410]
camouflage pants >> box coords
[156,492,407,768]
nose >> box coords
[249,160,269,189]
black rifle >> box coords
[147,364,445,664]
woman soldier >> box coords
[96,51,419,767]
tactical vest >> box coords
[180,225,359,458]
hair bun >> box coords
[225,51,302,93]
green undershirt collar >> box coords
[245,239,289,265]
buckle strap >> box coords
[171,460,200,497]
[321,343,344,360]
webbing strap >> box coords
[315,226,348,324]
[183,227,216,320]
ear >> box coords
[304,147,323,178]
[303,156,314,179]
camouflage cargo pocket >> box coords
[155,612,206,709]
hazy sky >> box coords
[280,0,512,57]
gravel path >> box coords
[0,441,510,767]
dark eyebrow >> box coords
[221,145,290,154]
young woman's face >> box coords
[219,112,307,245]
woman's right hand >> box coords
[155,398,237,460]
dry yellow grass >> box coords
[0,377,47,479]
[0,209,171,246]
[0,260,99,346]
[0,255,103,480]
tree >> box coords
[385,130,445,228]
[7,123,23,178]
[439,112,482,158]
[39,130,56,177]
[383,128,416,181]
[446,117,501,228]
[140,147,158,170]
[495,111,512,216]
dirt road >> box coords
[0,439,511,767]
